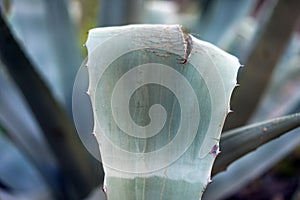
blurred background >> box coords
[0,0,300,199]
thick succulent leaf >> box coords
[85,24,240,199]
[73,59,101,161]
[213,112,300,175]
[206,8,300,198]
[98,0,143,26]
[203,127,300,200]
[250,32,300,121]
[0,130,52,199]
[7,0,81,107]
[218,0,278,62]
[0,12,97,199]
[0,67,60,196]
[225,0,300,130]
[194,0,255,45]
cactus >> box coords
[85,24,240,199]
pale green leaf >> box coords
[85,24,240,200]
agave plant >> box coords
[0,0,299,200]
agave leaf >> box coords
[8,0,81,108]
[86,24,240,200]
[209,9,300,198]
[250,32,300,121]
[225,0,300,130]
[194,0,255,44]
[98,0,144,26]
[0,129,52,199]
[203,127,300,200]
[0,11,96,199]
[218,0,279,62]
[73,58,103,162]
[0,68,62,197]
[213,112,300,175]
[43,0,82,107]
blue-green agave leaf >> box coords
[205,112,300,199]
[204,127,300,200]
[214,112,300,174]
[85,24,240,200]
[8,0,81,107]
[0,67,59,196]
[251,32,300,121]
[194,0,255,45]
[98,0,143,26]
[225,0,300,130]
[0,130,52,199]
[0,12,97,199]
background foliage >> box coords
[0,0,300,199]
